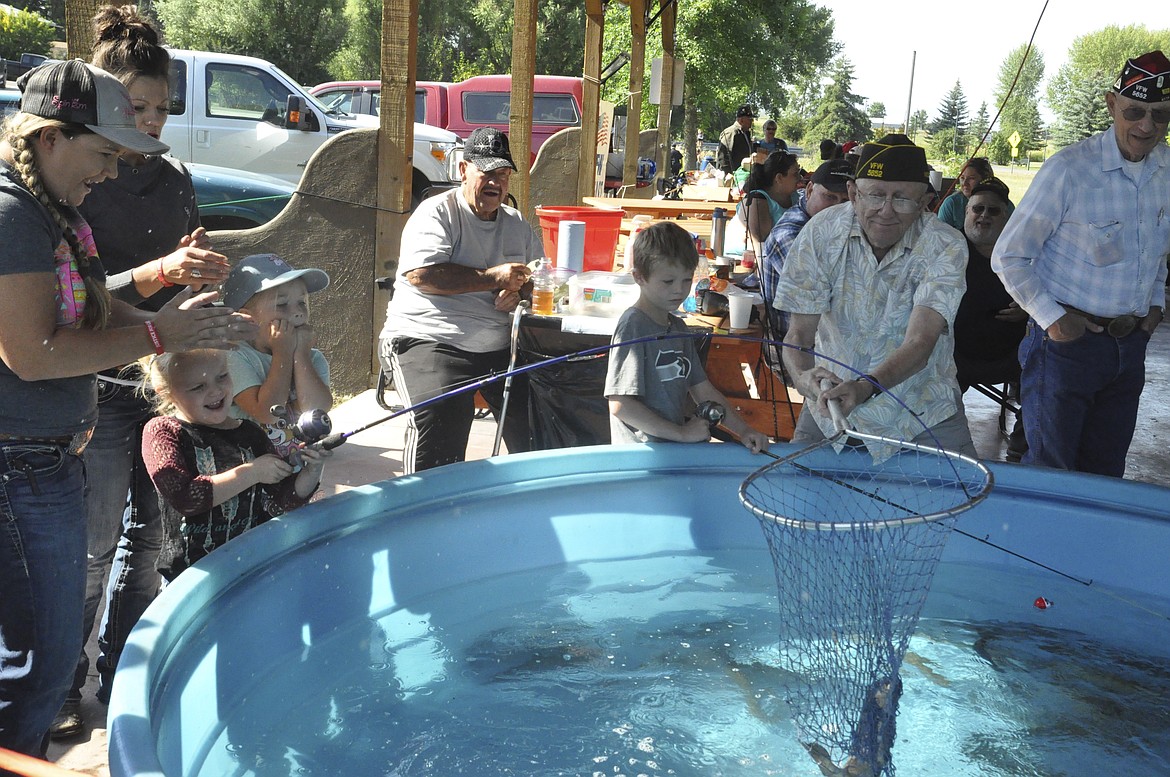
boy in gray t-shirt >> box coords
[604,221,769,453]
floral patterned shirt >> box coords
[775,204,968,443]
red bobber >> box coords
[1033,597,1052,610]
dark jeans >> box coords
[1019,321,1149,477]
[0,444,87,758]
[71,387,162,702]
[382,337,531,473]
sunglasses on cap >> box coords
[1120,105,1170,123]
[970,204,1003,217]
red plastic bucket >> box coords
[536,206,625,273]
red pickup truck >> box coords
[311,74,584,165]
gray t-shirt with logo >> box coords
[604,307,706,444]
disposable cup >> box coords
[727,293,754,330]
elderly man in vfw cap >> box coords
[760,158,853,339]
[776,133,976,457]
[378,127,538,472]
[716,103,756,176]
[992,51,1170,478]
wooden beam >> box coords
[510,0,538,213]
[654,0,677,190]
[375,0,417,374]
[623,0,646,187]
[577,0,605,202]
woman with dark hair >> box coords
[937,156,1013,230]
[0,57,253,759]
[48,4,236,738]
[739,150,802,256]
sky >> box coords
[824,0,1157,125]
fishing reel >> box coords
[270,404,333,469]
[694,400,727,430]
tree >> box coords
[930,80,968,138]
[1047,24,1170,148]
[600,0,836,145]
[154,0,348,85]
[327,0,381,80]
[994,44,1044,154]
[969,102,990,146]
[867,100,886,118]
[803,57,872,146]
[0,5,55,57]
[908,108,928,141]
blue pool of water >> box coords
[108,445,1170,777]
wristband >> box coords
[156,259,174,287]
[858,374,883,397]
[144,320,165,355]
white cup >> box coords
[727,293,754,330]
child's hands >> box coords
[249,454,295,484]
[298,446,332,471]
[266,318,298,358]
[294,323,317,354]
[738,428,769,454]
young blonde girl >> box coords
[140,349,329,581]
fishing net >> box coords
[739,426,992,776]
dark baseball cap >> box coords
[463,127,517,172]
[736,103,756,118]
[810,159,852,193]
[17,59,169,155]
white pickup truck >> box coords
[162,50,459,201]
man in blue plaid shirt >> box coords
[761,159,852,339]
[993,51,1170,477]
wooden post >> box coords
[623,0,646,188]
[374,0,417,373]
[510,0,538,213]
[63,0,100,59]
[577,0,605,203]
[654,0,677,191]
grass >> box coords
[991,163,1040,203]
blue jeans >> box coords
[71,387,162,702]
[1019,321,1149,477]
[0,444,87,757]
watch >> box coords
[858,374,882,398]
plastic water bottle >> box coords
[532,257,556,316]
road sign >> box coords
[1008,131,1021,148]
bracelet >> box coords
[858,374,883,398]
[144,320,165,355]
[156,259,174,287]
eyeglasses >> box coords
[970,204,1003,217]
[1121,106,1170,123]
[854,190,923,214]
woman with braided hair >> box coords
[0,59,255,758]
[47,5,235,739]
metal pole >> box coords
[904,51,916,136]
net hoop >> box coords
[739,429,994,532]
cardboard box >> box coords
[681,184,733,202]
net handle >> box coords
[821,378,849,433]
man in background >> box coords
[717,104,755,175]
[992,51,1170,477]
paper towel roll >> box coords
[558,220,586,273]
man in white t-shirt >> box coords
[379,128,539,472]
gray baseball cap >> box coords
[222,254,329,310]
[17,59,169,155]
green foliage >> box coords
[969,102,990,146]
[986,132,1011,165]
[803,57,871,146]
[1046,24,1170,148]
[155,0,348,84]
[0,6,55,58]
[327,0,381,80]
[867,100,886,118]
[930,80,968,137]
[927,126,968,165]
[908,109,928,137]
[994,44,1044,153]
[601,0,836,138]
